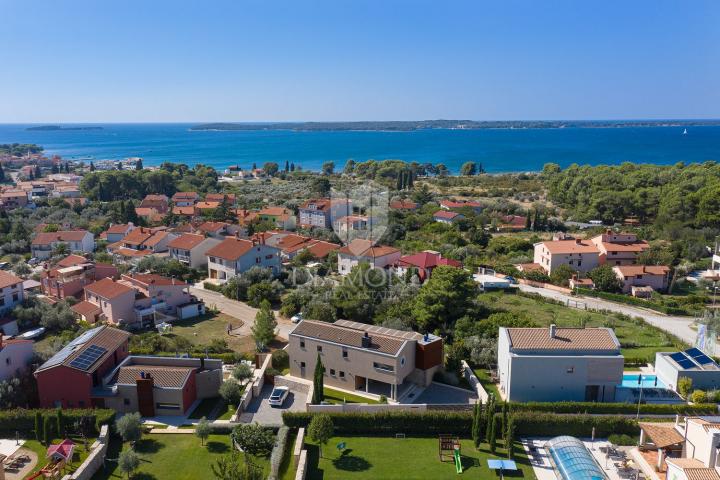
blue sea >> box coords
[0,123,719,173]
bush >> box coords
[203,282,223,293]
[271,349,289,371]
[0,408,114,437]
[678,377,693,398]
[232,423,275,456]
[219,381,243,406]
[268,425,290,480]
[511,412,639,437]
[691,390,708,404]
[507,401,716,416]
[576,288,698,315]
[282,411,473,435]
[608,434,638,446]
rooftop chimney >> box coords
[575,238,582,244]
[361,331,371,348]
[550,324,557,339]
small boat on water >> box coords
[19,327,46,340]
[683,128,688,135]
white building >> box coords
[0,271,25,316]
[655,349,720,393]
[31,230,95,259]
[0,338,33,382]
[206,237,281,282]
[497,325,624,402]
[336,239,401,276]
[168,233,222,269]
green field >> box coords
[323,387,381,405]
[304,436,535,479]
[24,437,97,478]
[481,291,686,363]
[93,433,269,480]
[169,312,255,353]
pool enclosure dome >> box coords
[546,435,607,480]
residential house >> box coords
[497,214,527,232]
[333,215,370,237]
[109,227,176,260]
[440,199,483,213]
[613,265,671,294]
[0,271,25,316]
[73,277,136,325]
[101,223,137,243]
[0,190,30,210]
[40,254,118,299]
[254,231,340,261]
[433,210,464,224]
[139,194,169,214]
[389,199,419,211]
[287,319,443,400]
[31,230,95,259]
[171,192,199,207]
[206,237,281,282]
[497,325,624,402]
[168,233,222,269]
[0,337,33,382]
[533,238,601,274]
[50,185,81,198]
[590,230,650,266]
[195,201,221,214]
[196,221,234,238]
[257,207,296,230]
[655,349,720,394]
[205,193,236,206]
[172,205,197,218]
[298,198,333,229]
[394,250,462,282]
[336,239,401,275]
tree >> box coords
[35,411,43,442]
[484,394,495,444]
[51,163,60,174]
[232,363,253,384]
[90,162,95,172]
[251,300,277,351]
[232,423,275,456]
[118,450,140,480]
[115,412,142,444]
[505,415,516,459]
[321,161,335,175]
[312,353,325,404]
[212,452,264,480]
[488,413,497,453]
[308,414,334,458]
[290,162,295,172]
[64,162,70,173]
[196,417,212,446]
[678,377,693,398]
[472,399,483,448]
[460,161,477,176]
[43,415,53,445]
[219,381,243,406]
[588,265,623,293]
[310,177,331,196]
[56,409,64,437]
[411,266,477,334]
[549,264,576,287]
[344,159,355,174]
[263,162,279,176]
[0,163,5,182]
[35,164,41,178]
[135,159,143,170]
[125,201,139,225]
[284,160,289,172]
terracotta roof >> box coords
[614,265,670,277]
[516,262,544,272]
[84,277,134,299]
[639,423,684,448]
[505,327,620,352]
[173,206,197,216]
[106,224,133,234]
[32,230,89,245]
[172,192,199,201]
[441,199,482,209]
[597,241,650,253]
[336,239,399,258]
[433,210,461,220]
[0,270,23,289]
[196,201,221,210]
[197,221,228,233]
[123,273,187,287]
[114,247,152,258]
[304,241,340,259]
[685,469,720,480]
[113,365,193,388]
[500,215,526,227]
[291,320,405,355]
[299,198,331,211]
[205,193,236,203]
[71,301,102,318]
[397,251,461,269]
[539,239,599,254]
[121,228,154,245]
[259,206,292,218]
[143,231,170,247]
[390,200,418,210]
[206,237,257,260]
[665,458,706,469]
[168,233,206,250]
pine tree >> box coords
[505,415,515,459]
[135,159,143,170]
[43,416,53,445]
[0,163,5,182]
[35,164,41,178]
[396,172,402,191]
[34,412,43,442]
[252,162,257,170]
[251,300,277,351]
[90,162,95,172]
[312,353,325,404]
[489,414,497,454]
[290,162,295,172]
[284,160,289,172]
[125,201,139,225]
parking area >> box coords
[411,382,478,404]
[238,384,305,426]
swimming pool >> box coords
[621,374,666,388]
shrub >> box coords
[268,425,290,480]
[283,411,473,435]
[678,377,693,398]
[232,423,275,456]
[115,412,142,443]
[271,349,289,371]
[691,390,708,404]
[506,401,715,416]
[0,408,114,437]
[512,412,639,437]
[219,381,243,406]
[608,434,638,446]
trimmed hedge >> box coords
[511,412,639,437]
[282,411,472,435]
[203,282,223,293]
[128,349,244,364]
[0,408,115,436]
[507,401,717,416]
[576,288,698,316]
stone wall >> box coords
[60,425,109,480]
[461,360,488,403]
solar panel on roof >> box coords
[686,347,705,358]
[69,344,107,371]
[669,352,688,362]
[675,358,696,370]
[695,355,715,365]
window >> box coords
[156,402,181,410]
[566,367,574,374]
[256,257,261,264]
[123,398,130,406]
[265,255,273,260]
[373,362,394,372]
[12,293,18,302]
[209,257,216,263]
[5,358,10,365]
[339,371,345,378]
[317,345,322,353]
[637,275,643,279]
[0,299,5,307]
[330,369,336,376]
[300,340,305,349]
[300,361,306,368]
[342,349,348,359]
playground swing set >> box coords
[27,439,75,480]
[438,434,463,474]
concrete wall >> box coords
[60,425,109,480]
[307,403,429,413]
[293,428,305,467]
[461,360,488,403]
[231,354,271,421]
[295,449,308,480]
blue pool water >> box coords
[621,374,666,388]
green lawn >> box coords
[24,436,97,477]
[481,291,686,362]
[217,402,237,420]
[187,397,221,419]
[473,368,500,399]
[278,432,298,480]
[323,387,381,405]
[304,436,536,480]
[170,312,255,353]
[93,433,270,480]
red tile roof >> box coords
[71,300,102,318]
[540,239,599,254]
[56,254,89,267]
[206,237,257,261]
[614,265,670,277]
[337,239,399,258]
[106,223,134,235]
[197,221,228,233]
[305,241,341,259]
[84,277,134,299]
[172,192,199,202]
[389,200,418,210]
[299,198,331,211]
[397,251,462,269]
[122,273,187,287]
[168,233,206,250]
[172,206,196,216]
[32,230,89,245]
[114,365,193,388]
[433,210,461,220]
[0,271,23,289]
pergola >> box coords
[638,422,684,472]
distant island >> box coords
[191,119,720,132]
[26,125,104,131]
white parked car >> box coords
[268,386,290,407]
[291,313,303,324]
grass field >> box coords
[23,436,96,477]
[304,436,536,479]
[481,291,686,362]
[473,368,500,399]
[169,312,255,352]
[187,397,220,419]
[323,387,381,405]
[94,433,269,480]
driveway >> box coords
[238,384,305,426]
[518,284,698,345]
[190,286,295,340]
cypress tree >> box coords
[64,162,70,173]
[0,162,5,182]
[284,160,289,172]
[290,162,295,172]
[525,211,532,230]
[311,353,325,404]
[485,394,495,442]
[501,401,508,438]
[35,164,41,178]
[43,416,53,445]
[505,415,515,459]
[533,210,540,231]
[90,162,95,171]
[472,399,483,448]
[489,414,497,454]
[34,411,43,442]
[56,409,64,437]
[396,172,402,191]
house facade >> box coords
[533,239,601,274]
[394,250,462,282]
[336,239,401,275]
[31,230,95,259]
[206,237,281,282]
[298,198,333,228]
[497,325,624,402]
[614,265,671,293]
[433,210,464,224]
[0,338,33,382]
[287,319,443,400]
[40,254,118,299]
[0,270,25,316]
[168,234,222,268]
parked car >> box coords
[268,386,290,407]
[291,313,303,324]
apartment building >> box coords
[40,254,118,299]
[298,198,333,228]
[206,237,281,282]
[497,325,624,402]
[31,230,95,259]
[288,320,443,400]
[590,230,650,266]
[168,233,222,268]
[171,192,199,207]
[0,337,33,382]
[0,190,30,210]
[533,238,600,274]
[256,207,297,230]
[0,270,25,316]
[336,239,401,275]
[614,265,671,293]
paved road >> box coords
[518,284,698,345]
[190,286,295,340]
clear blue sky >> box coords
[1,0,718,122]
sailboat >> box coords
[683,128,688,135]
